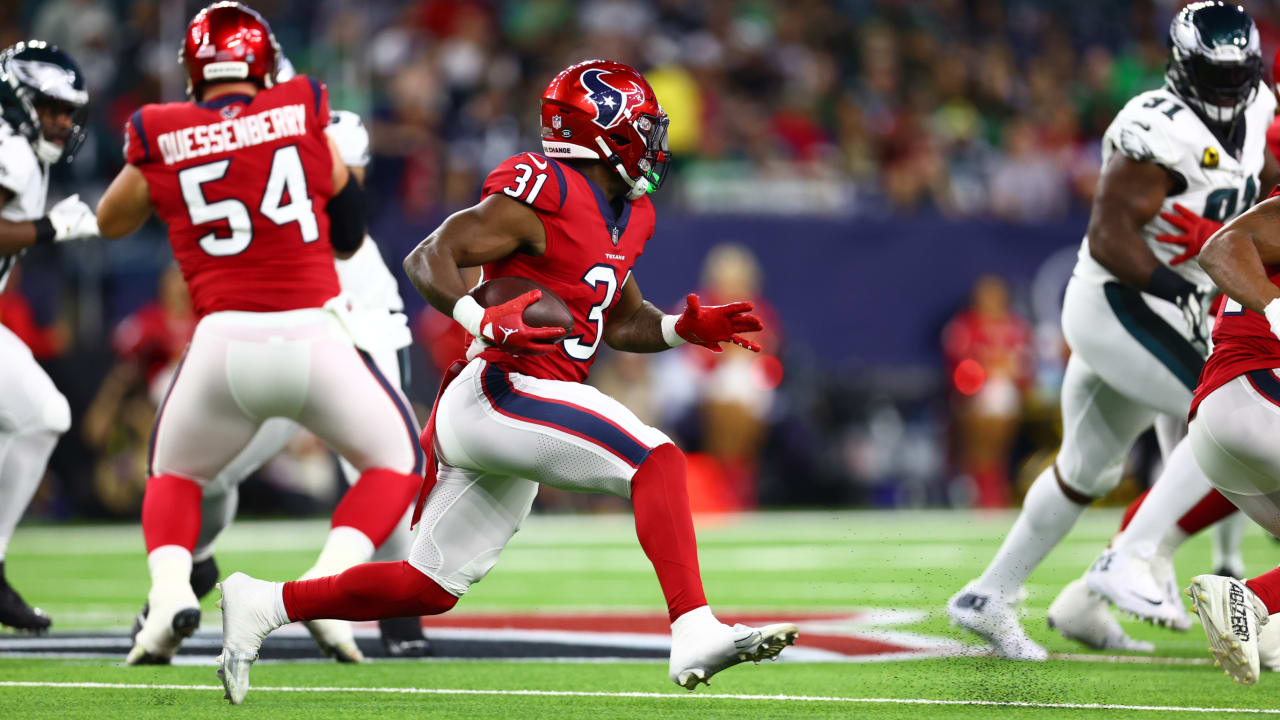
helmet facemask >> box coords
[1169,47,1260,125]
[0,45,89,164]
[597,112,672,200]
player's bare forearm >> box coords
[1085,154,1171,290]
[403,194,546,315]
[0,218,40,255]
[602,275,669,353]
[97,164,152,239]
[1200,197,1280,313]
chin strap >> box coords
[594,136,652,200]
[33,136,63,164]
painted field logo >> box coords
[0,609,978,663]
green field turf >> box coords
[3,509,1279,718]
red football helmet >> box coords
[181,2,281,98]
[540,60,670,200]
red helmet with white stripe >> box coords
[181,2,281,98]
[540,59,671,200]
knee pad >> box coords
[41,391,71,435]
[1056,452,1124,499]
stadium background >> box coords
[2,0,1271,523]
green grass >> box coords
[4,510,1280,718]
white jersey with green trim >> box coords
[0,125,49,292]
[1075,81,1275,289]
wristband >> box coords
[661,314,685,347]
[1146,265,1197,303]
[33,217,55,245]
[1264,298,1280,335]
[451,294,484,337]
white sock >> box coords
[1114,438,1207,557]
[974,466,1088,598]
[671,605,717,637]
[299,526,374,580]
[148,545,194,595]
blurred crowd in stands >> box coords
[3,0,1216,518]
[8,0,1264,220]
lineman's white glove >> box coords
[47,194,99,241]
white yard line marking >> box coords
[0,681,1275,713]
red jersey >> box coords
[1191,267,1280,416]
[124,76,340,318]
[476,153,656,383]
[1268,113,1280,166]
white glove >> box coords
[47,194,99,241]
[1176,285,1214,356]
[1264,298,1280,342]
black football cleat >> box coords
[131,556,220,643]
[0,562,51,633]
[379,616,431,657]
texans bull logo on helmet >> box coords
[580,68,646,130]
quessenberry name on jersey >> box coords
[154,103,309,166]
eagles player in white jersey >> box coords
[0,41,97,632]
[127,105,427,661]
[949,2,1280,660]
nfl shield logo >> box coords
[552,115,562,130]
[611,226,620,246]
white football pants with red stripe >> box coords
[411,357,671,596]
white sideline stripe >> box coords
[1,681,1277,713]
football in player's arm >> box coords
[403,178,762,357]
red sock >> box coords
[631,443,708,622]
[142,474,203,553]
[1119,488,1150,532]
[331,468,420,547]
[1176,489,1238,535]
[282,561,458,622]
[1247,567,1280,615]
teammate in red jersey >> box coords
[215,59,796,704]
[1166,173,1280,684]
[95,2,421,665]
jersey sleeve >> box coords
[480,153,566,213]
[0,134,37,199]
[1103,96,1184,170]
[325,110,370,168]
[123,108,153,166]
[297,75,331,132]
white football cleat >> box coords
[668,614,798,691]
[947,583,1047,661]
[217,572,286,705]
[305,619,365,663]
[1188,574,1268,685]
[1047,578,1154,652]
[126,582,201,665]
[1086,546,1187,629]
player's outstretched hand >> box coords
[47,194,100,242]
[457,289,567,356]
[1156,203,1222,266]
[675,293,764,353]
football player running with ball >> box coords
[0,40,96,632]
[216,59,796,704]
[95,3,422,665]
[950,1,1280,659]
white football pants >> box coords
[410,358,672,596]
[1190,372,1280,536]
[0,324,70,559]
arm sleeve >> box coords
[480,153,566,214]
[302,76,331,131]
[327,172,366,252]
[1103,102,1182,170]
